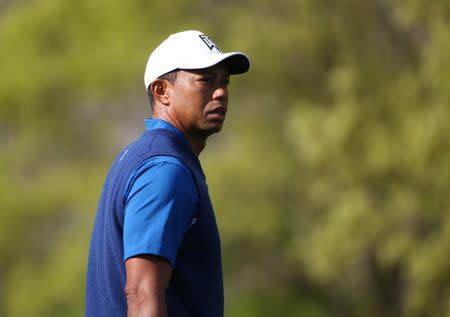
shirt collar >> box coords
[144,118,185,140]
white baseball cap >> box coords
[144,30,250,89]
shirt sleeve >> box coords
[123,156,198,267]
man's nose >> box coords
[212,85,228,100]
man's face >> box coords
[167,63,230,138]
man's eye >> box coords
[199,77,213,83]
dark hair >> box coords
[147,70,179,108]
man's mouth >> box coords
[207,107,226,120]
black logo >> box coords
[199,35,221,52]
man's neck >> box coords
[152,113,206,156]
[183,134,206,156]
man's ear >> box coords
[150,79,171,105]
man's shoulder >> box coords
[124,155,199,209]
[134,155,191,178]
[126,155,196,197]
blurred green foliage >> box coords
[1,0,449,316]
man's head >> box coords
[144,30,250,140]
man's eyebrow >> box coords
[189,67,229,76]
[190,69,214,75]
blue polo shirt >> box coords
[123,119,199,266]
[86,118,224,316]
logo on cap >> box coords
[199,35,222,52]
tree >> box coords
[0,0,449,316]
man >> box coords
[85,30,250,317]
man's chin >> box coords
[195,122,224,138]
[209,121,225,133]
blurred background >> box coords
[1,0,450,316]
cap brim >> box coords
[179,52,250,75]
